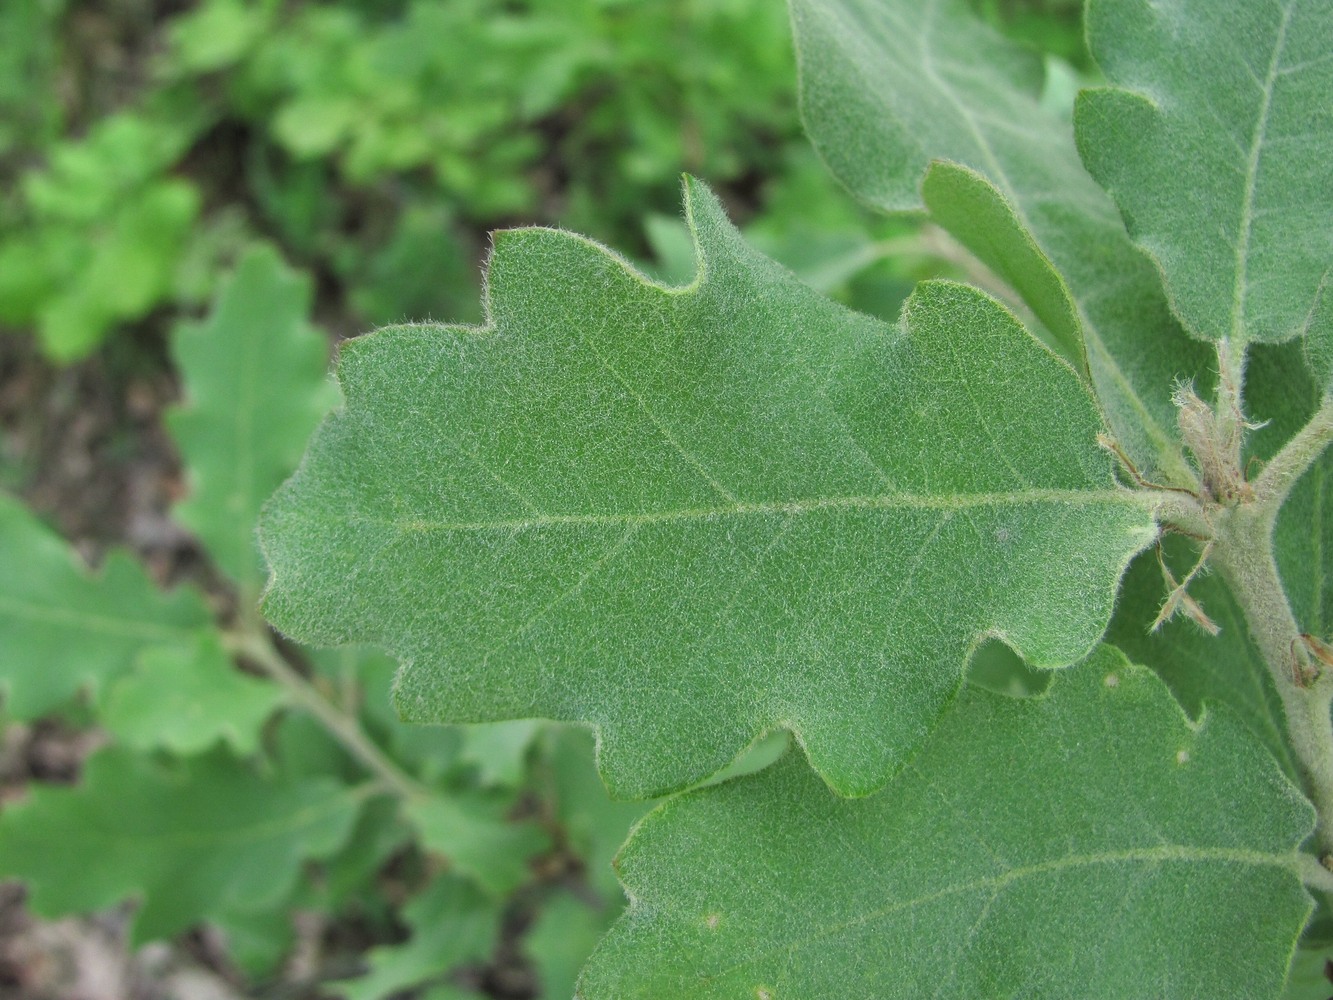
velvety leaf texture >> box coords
[1077,0,1333,345]
[581,650,1314,999]
[920,161,1084,376]
[0,493,212,719]
[789,0,1214,483]
[169,243,336,594]
[260,180,1154,800]
[0,747,362,944]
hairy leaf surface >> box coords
[0,747,362,943]
[0,494,211,718]
[920,161,1084,375]
[169,243,336,595]
[261,180,1154,799]
[1077,0,1333,346]
[581,650,1313,999]
[789,0,1213,482]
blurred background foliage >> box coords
[0,1,1086,998]
[0,0,1086,362]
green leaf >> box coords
[1280,451,1331,643]
[302,793,411,913]
[1107,537,1297,778]
[260,179,1155,799]
[1250,346,1333,644]
[38,180,201,362]
[406,791,549,897]
[169,244,337,596]
[333,875,500,1000]
[581,649,1314,999]
[209,904,294,979]
[101,631,286,756]
[0,494,211,719]
[789,0,1214,482]
[528,892,618,1000]
[310,646,464,784]
[1076,0,1333,346]
[536,727,655,902]
[167,0,267,73]
[458,719,542,788]
[1284,947,1333,1000]
[920,161,1084,376]
[965,636,1053,698]
[0,746,362,944]
[1305,280,1333,393]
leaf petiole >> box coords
[222,630,429,803]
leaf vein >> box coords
[340,489,1140,534]
[1232,0,1295,341]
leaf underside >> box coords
[261,179,1154,799]
[581,649,1313,999]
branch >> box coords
[1253,394,1333,511]
[1298,851,1333,895]
[1214,503,1333,854]
[225,631,428,802]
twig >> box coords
[225,631,428,802]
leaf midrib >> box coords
[334,487,1141,535]
[1232,0,1295,343]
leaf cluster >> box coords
[3,0,1332,997]
[0,0,848,361]
[257,0,1333,995]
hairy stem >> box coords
[1297,851,1333,895]
[226,630,428,802]
[1253,394,1333,510]
[1215,502,1333,853]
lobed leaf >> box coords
[789,0,1214,482]
[406,792,549,897]
[0,746,362,944]
[169,243,337,596]
[581,648,1314,999]
[260,179,1155,799]
[1076,0,1333,347]
[101,631,287,756]
[0,493,212,719]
